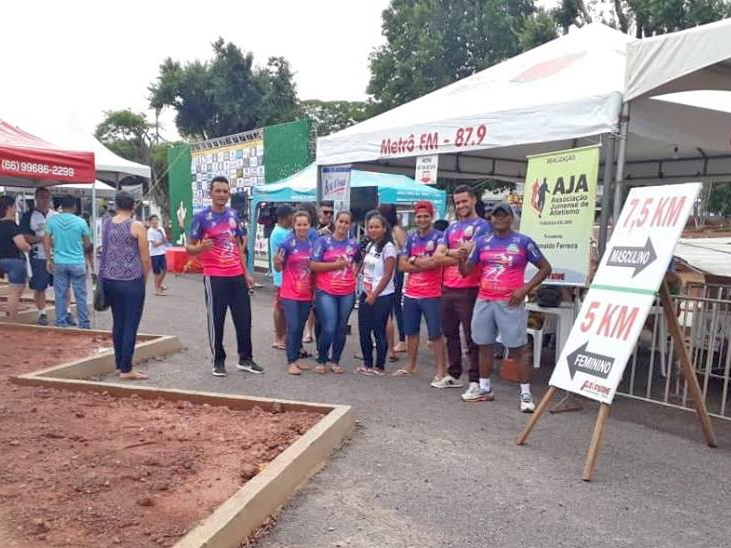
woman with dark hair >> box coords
[274,210,314,375]
[356,212,397,375]
[99,191,151,380]
[0,195,32,320]
[147,214,168,295]
[297,202,319,343]
[377,203,407,359]
[310,211,361,374]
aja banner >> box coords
[519,145,599,286]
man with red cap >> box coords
[394,200,447,382]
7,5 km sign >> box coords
[549,183,701,404]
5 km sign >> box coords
[549,183,701,404]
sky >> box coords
[1,0,390,142]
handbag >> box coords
[93,276,109,311]
[93,220,111,311]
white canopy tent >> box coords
[316,21,731,250]
[54,180,116,198]
[36,117,151,183]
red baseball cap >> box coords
[414,200,434,216]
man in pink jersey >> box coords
[188,176,261,377]
[432,185,491,391]
[458,202,551,412]
[397,200,446,382]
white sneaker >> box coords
[461,382,494,402]
[520,393,536,413]
[430,374,464,389]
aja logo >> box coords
[530,174,589,218]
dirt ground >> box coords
[0,329,322,548]
[0,325,112,375]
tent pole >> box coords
[316,165,323,206]
[91,181,97,328]
[598,133,616,258]
[613,102,630,224]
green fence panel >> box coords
[263,119,314,183]
[167,143,192,243]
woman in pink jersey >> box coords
[310,211,361,374]
[274,211,314,376]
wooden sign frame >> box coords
[516,281,717,481]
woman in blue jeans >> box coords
[356,212,397,375]
[310,211,361,374]
[99,191,151,380]
[0,196,32,321]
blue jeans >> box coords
[315,290,355,365]
[104,277,146,372]
[281,298,311,364]
[358,293,394,369]
[53,263,89,328]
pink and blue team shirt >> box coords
[311,235,361,296]
[189,207,245,277]
[402,229,443,299]
[439,218,491,288]
[278,234,313,301]
[467,231,544,301]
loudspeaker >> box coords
[350,186,378,222]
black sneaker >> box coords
[37,313,49,326]
[212,362,227,377]
[66,312,77,327]
[237,359,264,374]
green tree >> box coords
[555,0,731,37]
[95,109,178,223]
[149,39,301,140]
[367,0,556,113]
[300,99,370,136]
[707,182,731,217]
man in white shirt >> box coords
[20,187,57,325]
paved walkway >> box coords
[96,274,731,548]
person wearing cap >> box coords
[270,204,294,350]
[394,200,447,381]
[457,201,552,412]
[432,185,492,390]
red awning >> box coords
[0,119,95,185]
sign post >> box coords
[517,182,716,481]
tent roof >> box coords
[256,163,443,197]
[317,23,629,167]
[55,180,116,198]
[37,117,151,182]
[0,119,95,185]
[625,17,731,101]
[317,23,731,186]
[674,237,731,278]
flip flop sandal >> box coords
[296,361,311,370]
[118,369,149,380]
[330,365,345,374]
[391,368,414,377]
[354,367,372,376]
[288,364,302,375]
[370,368,386,376]
[298,350,312,359]
[314,364,327,374]
[271,343,286,350]
[388,355,400,362]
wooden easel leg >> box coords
[658,282,717,448]
[549,390,583,414]
[582,403,610,481]
[516,386,557,445]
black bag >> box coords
[93,219,111,312]
[93,276,109,311]
[536,285,562,308]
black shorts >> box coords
[151,255,167,275]
[29,258,52,290]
